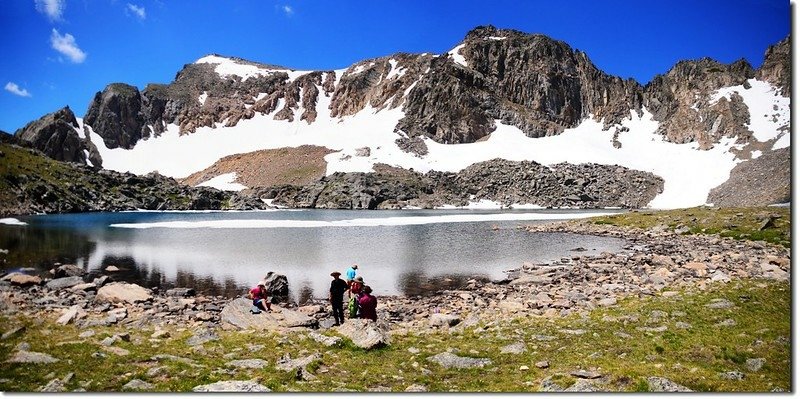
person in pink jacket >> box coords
[358,285,377,322]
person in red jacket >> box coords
[358,285,377,322]
[248,281,271,312]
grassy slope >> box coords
[590,206,791,247]
[0,280,789,392]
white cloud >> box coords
[282,5,293,15]
[4,82,32,97]
[126,3,146,20]
[35,0,65,21]
[50,29,87,63]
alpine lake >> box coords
[0,209,627,301]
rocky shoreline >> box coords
[0,219,789,335]
[0,218,790,392]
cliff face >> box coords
[756,36,791,95]
[14,107,86,164]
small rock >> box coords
[519,365,529,371]
[720,371,745,380]
[57,305,84,325]
[1,326,25,340]
[716,319,737,327]
[570,369,603,379]
[226,359,269,369]
[308,332,342,347]
[565,380,600,392]
[122,379,154,391]
[500,342,526,354]
[427,352,491,369]
[429,313,461,328]
[706,299,734,309]
[78,330,95,338]
[745,358,765,372]
[404,384,428,392]
[105,266,120,272]
[647,377,692,392]
[675,322,692,329]
[597,297,617,307]
[100,336,117,346]
[146,366,166,377]
[39,378,66,392]
[151,330,170,339]
[105,346,130,356]
[186,329,219,346]
[535,360,550,369]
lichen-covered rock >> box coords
[192,380,271,392]
[220,298,316,330]
[427,352,491,369]
[96,282,152,304]
[335,319,389,350]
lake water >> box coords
[0,209,627,301]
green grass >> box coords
[0,279,789,392]
[589,206,790,247]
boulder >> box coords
[498,300,526,313]
[647,377,692,392]
[220,298,316,330]
[165,288,195,297]
[427,352,491,369]
[275,353,321,372]
[56,305,85,325]
[308,332,342,347]
[122,379,154,391]
[2,273,42,287]
[7,350,59,364]
[186,329,219,346]
[335,319,389,350]
[96,283,152,304]
[565,380,601,392]
[46,276,85,290]
[192,380,271,392]
[263,272,289,301]
[500,342,526,354]
[226,359,269,369]
[429,313,461,328]
[52,264,84,278]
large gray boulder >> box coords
[95,283,153,304]
[7,350,59,364]
[427,352,491,369]
[46,276,85,290]
[14,106,86,164]
[429,313,461,328]
[263,272,289,301]
[335,319,389,350]
[192,380,271,392]
[220,298,316,330]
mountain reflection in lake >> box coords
[0,209,626,300]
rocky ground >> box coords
[0,212,790,392]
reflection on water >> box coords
[0,210,627,300]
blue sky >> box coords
[0,0,791,133]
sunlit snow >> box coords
[196,172,247,191]
[83,77,789,210]
[447,44,468,67]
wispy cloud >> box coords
[50,29,87,63]
[126,3,146,20]
[5,82,32,97]
[282,5,294,16]
[35,0,65,22]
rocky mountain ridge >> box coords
[8,26,791,210]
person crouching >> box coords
[249,281,272,312]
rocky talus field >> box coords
[0,207,789,392]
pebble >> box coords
[535,360,550,369]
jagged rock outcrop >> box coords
[14,107,86,163]
[756,36,790,95]
[84,84,149,149]
[266,159,663,209]
[398,26,644,143]
[643,58,755,149]
[707,147,790,206]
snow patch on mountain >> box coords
[448,44,468,67]
[195,54,311,82]
[83,76,788,210]
[709,79,789,142]
[196,172,247,191]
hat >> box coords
[363,285,372,294]
[355,276,364,282]
[257,281,266,286]
[331,271,341,277]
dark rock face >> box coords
[643,58,755,149]
[14,107,85,163]
[268,159,663,210]
[73,27,788,154]
[756,36,790,95]
[399,26,643,143]
[707,147,790,206]
[84,84,148,149]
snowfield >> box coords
[81,70,790,210]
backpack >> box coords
[348,296,358,318]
